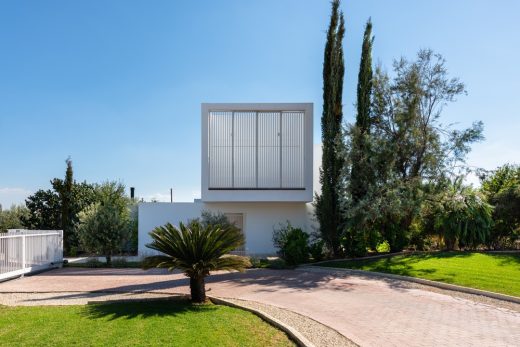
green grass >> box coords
[0,300,295,347]
[318,252,520,297]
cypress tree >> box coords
[61,158,74,253]
[347,19,374,256]
[315,0,345,258]
[351,18,373,202]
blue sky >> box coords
[1,0,519,207]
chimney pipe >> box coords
[130,187,135,200]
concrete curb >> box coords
[210,296,315,347]
[302,265,520,305]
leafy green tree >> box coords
[0,205,30,232]
[22,189,62,230]
[23,181,97,254]
[143,220,251,303]
[345,18,375,256]
[480,164,520,248]
[315,0,346,257]
[365,49,484,251]
[480,164,520,195]
[77,182,131,265]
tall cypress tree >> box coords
[351,19,374,205]
[347,19,374,256]
[315,0,345,258]
[55,158,74,253]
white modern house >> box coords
[138,103,320,256]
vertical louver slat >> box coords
[209,110,304,189]
[209,111,233,188]
[233,112,256,188]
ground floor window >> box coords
[224,213,245,254]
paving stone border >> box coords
[304,265,520,304]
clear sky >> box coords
[1,0,519,207]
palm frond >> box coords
[143,220,249,276]
[141,255,175,270]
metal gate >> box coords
[0,230,63,281]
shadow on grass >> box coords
[494,253,520,267]
[82,298,217,321]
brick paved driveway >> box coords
[1,267,518,347]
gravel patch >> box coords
[220,297,357,347]
[0,291,181,306]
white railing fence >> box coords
[0,230,63,281]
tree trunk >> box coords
[106,255,112,267]
[190,276,206,303]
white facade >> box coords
[138,201,315,256]
[138,103,318,256]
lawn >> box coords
[318,252,520,297]
[0,300,295,347]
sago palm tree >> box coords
[142,221,251,303]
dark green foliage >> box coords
[345,18,375,256]
[481,164,520,248]
[84,258,104,268]
[309,240,325,261]
[22,189,62,230]
[315,0,346,257]
[143,219,251,303]
[52,158,74,253]
[249,257,290,270]
[350,18,374,203]
[273,222,310,265]
[23,180,97,255]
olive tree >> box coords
[77,182,131,265]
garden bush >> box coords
[273,222,310,265]
[309,240,325,261]
[84,258,104,268]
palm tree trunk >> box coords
[190,276,206,303]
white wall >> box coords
[138,201,316,257]
[138,202,203,257]
[313,143,322,197]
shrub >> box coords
[273,222,310,265]
[266,258,289,269]
[432,180,493,250]
[376,240,390,253]
[84,258,104,268]
[111,258,128,268]
[309,240,325,261]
